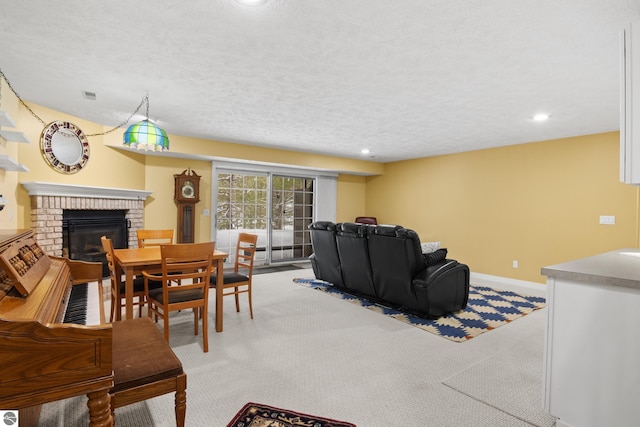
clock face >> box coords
[40,121,90,174]
[181,180,196,198]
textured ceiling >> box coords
[0,0,639,163]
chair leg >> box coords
[235,287,240,312]
[115,296,123,322]
[163,313,170,344]
[248,287,253,319]
[202,307,208,353]
[193,308,199,336]
[147,303,155,323]
[175,373,187,427]
[110,294,116,323]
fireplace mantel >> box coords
[21,181,152,200]
[23,182,149,256]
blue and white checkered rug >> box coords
[293,278,546,342]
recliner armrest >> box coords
[422,248,448,266]
[413,259,458,287]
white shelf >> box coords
[0,130,30,143]
[0,110,30,143]
[0,155,28,172]
[0,111,16,128]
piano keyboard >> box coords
[63,281,102,325]
[64,282,87,324]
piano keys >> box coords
[63,282,88,324]
[63,281,102,326]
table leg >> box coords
[215,258,224,332]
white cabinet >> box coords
[621,21,640,184]
[542,250,640,427]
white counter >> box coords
[541,248,640,290]
[541,249,640,427]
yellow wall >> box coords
[142,156,213,241]
[365,132,640,283]
[336,174,367,222]
[7,101,369,244]
[6,98,638,283]
[12,104,147,228]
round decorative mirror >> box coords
[40,121,90,174]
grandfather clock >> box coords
[174,168,201,243]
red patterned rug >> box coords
[226,402,356,427]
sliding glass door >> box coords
[216,171,269,266]
[215,170,315,266]
[270,175,314,262]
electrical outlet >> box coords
[513,260,519,268]
[599,215,615,225]
[202,209,210,216]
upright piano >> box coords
[0,230,113,427]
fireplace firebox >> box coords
[62,210,129,276]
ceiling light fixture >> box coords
[123,96,169,152]
[533,113,550,122]
[361,148,370,155]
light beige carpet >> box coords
[37,268,553,426]
[443,339,556,427]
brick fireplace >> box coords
[22,182,152,257]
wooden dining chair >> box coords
[209,233,258,319]
[101,236,161,322]
[137,229,183,284]
[137,229,174,248]
[142,241,215,352]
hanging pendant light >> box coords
[123,96,169,151]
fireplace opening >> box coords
[62,210,129,276]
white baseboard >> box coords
[470,272,547,298]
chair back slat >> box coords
[234,233,258,274]
[100,236,116,278]
[137,229,174,248]
[160,242,215,289]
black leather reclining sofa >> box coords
[308,221,470,318]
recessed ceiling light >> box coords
[533,113,550,122]
[236,0,267,5]
[82,90,97,101]
[361,148,370,155]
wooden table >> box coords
[113,246,229,332]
